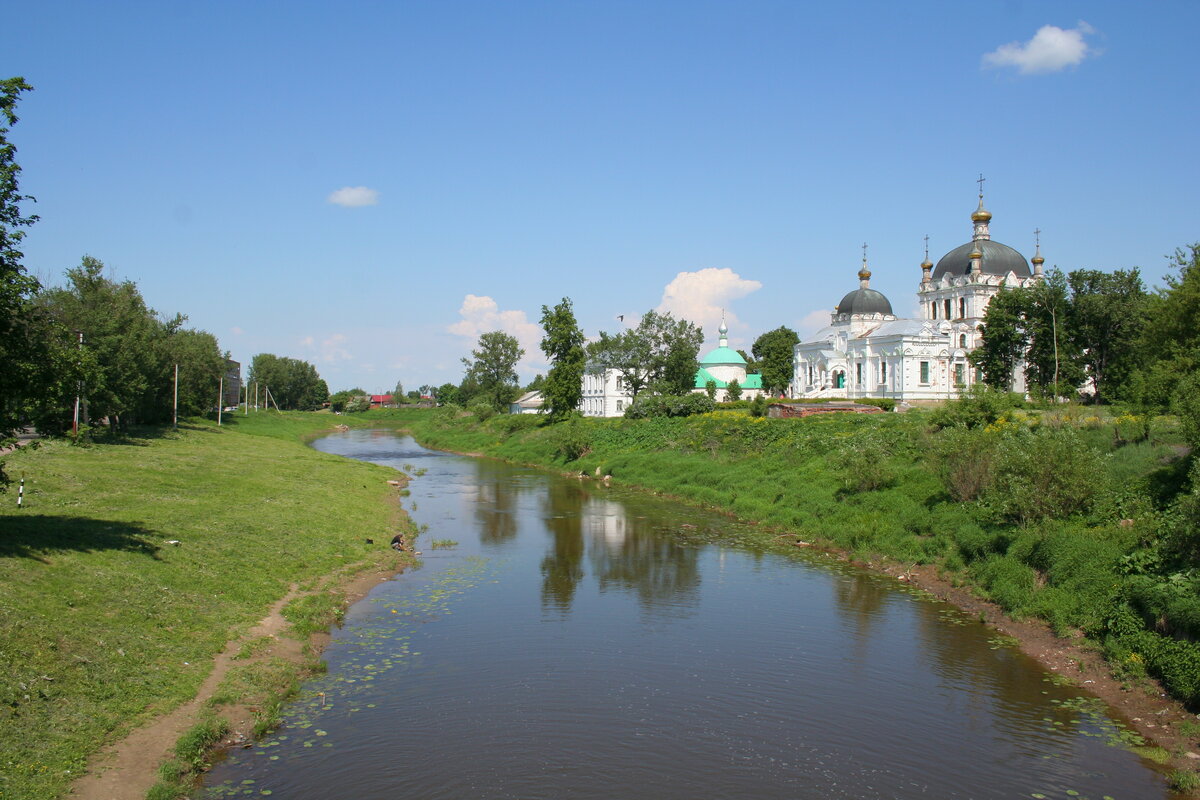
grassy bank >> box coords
[371,405,1200,718]
[0,412,413,800]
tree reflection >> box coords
[472,462,519,545]
[540,480,588,610]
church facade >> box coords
[792,194,1043,402]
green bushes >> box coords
[1105,605,1200,706]
[983,427,1106,525]
[625,393,715,419]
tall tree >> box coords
[248,354,328,410]
[751,326,799,395]
[1066,267,1147,404]
[1022,270,1084,399]
[38,256,167,429]
[539,297,585,419]
[0,78,43,446]
[461,331,523,411]
[972,286,1030,391]
[588,310,703,399]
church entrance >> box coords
[834,371,845,389]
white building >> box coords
[693,319,764,401]
[793,193,1043,402]
[581,368,631,417]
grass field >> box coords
[0,412,413,800]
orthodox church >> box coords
[792,190,1043,402]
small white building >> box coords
[793,193,1042,402]
[509,390,544,414]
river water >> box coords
[197,429,1166,799]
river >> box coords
[196,429,1167,799]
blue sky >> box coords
[6,1,1197,393]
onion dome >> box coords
[971,197,992,223]
[933,192,1030,280]
[836,287,893,316]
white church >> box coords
[792,191,1043,402]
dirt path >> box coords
[69,563,403,800]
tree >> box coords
[1066,268,1146,404]
[751,326,799,395]
[461,331,523,411]
[972,286,1029,391]
[704,379,717,400]
[587,310,703,399]
[436,382,459,406]
[539,297,585,419]
[248,354,328,410]
[726,378,743,401]
[0,77,44,447]
[38,256,169,429]
[392,380,404,401]
[1022,270,1084,399]
[329,387,366,413]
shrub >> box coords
[855,397,896,412]
[468,400,496,422]
[1105,604,1200,706]
[929,385,1017,429]
[934,426,998,501]
[983,427,1106,524]
[749,394,768,417]
[551,419,593,461]
[625,394,715,419]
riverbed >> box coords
[196,429,1167,799]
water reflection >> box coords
[196,431,1168,800]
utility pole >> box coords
[218,376,224,426]
[173,363,179,429]
[73,331,83,436]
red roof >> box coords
[370,394,393,404]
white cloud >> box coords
[796,309,831,338]
[230,326,244,335]
[655,267,762,333]
[300,332,353,363]
[983,22,1096,75]
[447,294,543,367]
[326,186,380,207]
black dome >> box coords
[933,239,1030,280]
[836,288,893,316]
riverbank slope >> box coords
[0,413,415,800]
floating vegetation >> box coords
[987,634,1020,650]
[414,467,428,477]
[430,539,458,549]
[200,558,494,798]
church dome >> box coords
[836,287,893,316]
[700,344,746,366]
[932,239,1031,280]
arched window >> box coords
[959,334,967,348]
[931,301,937,319]
[944,298,952,319]
[959,297,966,318]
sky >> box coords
[5,1,1198,393]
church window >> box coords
[856,363,862,385]
[616,400,623,412]
[959,297,966,318]
[920,361,930,384]
[880,361,887,382]
[944,299,952,319]
[959,333,967,348]
[954,363,965,386]
[807,365,813,384]
[931,301,937,319]
[834,371,845,389]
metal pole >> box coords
[218,376,224,426]
[73,331,83,436]
[173,363,179,429]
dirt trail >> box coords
[69,564,400,800]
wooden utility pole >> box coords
[173,363,179,429]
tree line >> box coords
[975,247,1200,413]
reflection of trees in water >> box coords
[830,572,890,640]
[471,462,520,544]
[540,480,588,610]
[586,503,701,613]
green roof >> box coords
[699,346,746,366]
[694,367,762,390]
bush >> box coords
[625,394,715,419]
[749,394,768,417]
[855,397,896,412]
[983,427,1106,524]
[468,400,496,422]
[1105,604,1200,706]
[934,426,998,501]
[551,419,593,461]
[929,385,1018,430]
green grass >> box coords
[0,412,410,800]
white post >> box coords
[173,364,179,429]
[218,376,224,426]
[73,331,83,436]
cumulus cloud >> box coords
[326,186,380,207]
[983,22,1096,75]
[796,309,831,338]
[301,332,353,363]
[447,294,543,365]
[655,267,762,332]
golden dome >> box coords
[969,247,982,260]
[971,207,992,222]
[921,258,933,269]
[1031,254,1045,265]
[858,267,871,281]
